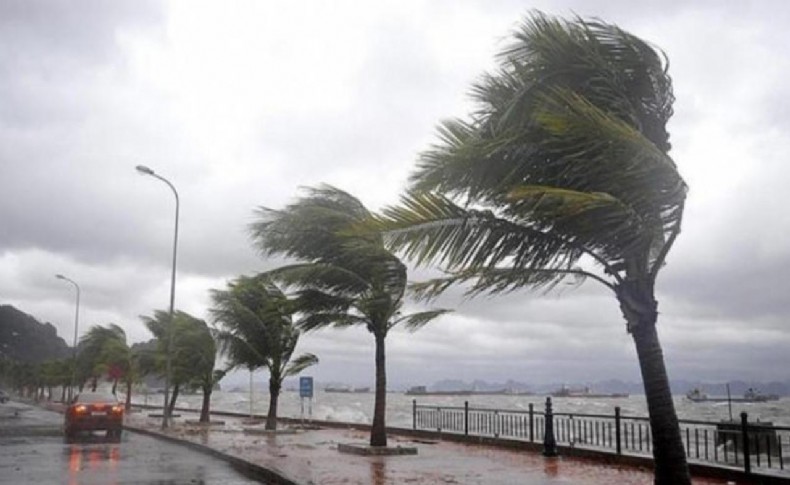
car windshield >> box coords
[75,393,117,404]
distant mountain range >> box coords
[0,304,71,363]
[422,378,790,396]
[3,303,789,397]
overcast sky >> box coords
[2,0,789,389]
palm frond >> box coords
[376,191,585,272]
[269,263,372,296]
[392,309,452,332]
[296,312,369,332]
[283,353,319,377]
[409,265,609,302]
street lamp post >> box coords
[135,164,179,430]
[55,274,80,402]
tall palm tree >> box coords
[250,186,449,446]
[211,274,318,430]
[373,12,688,483]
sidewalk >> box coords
[125,410,732,485]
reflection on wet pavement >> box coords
[66,443,121,485]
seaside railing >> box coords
[413,399,790,476]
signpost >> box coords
[299,376,313,423]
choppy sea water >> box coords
[133,390,790,428]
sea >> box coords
[133,390,790,428]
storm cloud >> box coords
[2,0,789,388]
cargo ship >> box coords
[551,386,629,399]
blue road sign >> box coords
[299,376,314,398]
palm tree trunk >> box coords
[629,312,690,484]
[200,385,212,423]
[125,380,133,411]
[266,376,280,430]
[168,383,180,416]
[370,332,387,447]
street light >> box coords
[55,274,80,402]
[135,164,179,430]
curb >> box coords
[123,424,300,485]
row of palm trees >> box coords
[249,11,691,484]
[0,282,319,430]
[0,356,73,402]
[0,313,219,417]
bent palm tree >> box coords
[251,186,449,446]
[374,13,689,483]
[182,326,222,424]
[211,274,318,430]
[78,324,127,393]
[141,310,216,416]
[98,327,144,410]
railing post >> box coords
[543,397,557,457]
[412,399,416,430]
[528,403,534,442]
[741,412,751,475]
[615,406,622,455]
[464,401,469,436]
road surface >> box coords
[0,400,266,484]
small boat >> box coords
[686,388,709,402]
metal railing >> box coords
[413,398,790,477]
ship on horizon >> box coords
[686,387,779,403]
[324,386,370,393]
[405,385,533,397]
[551,385,629,399]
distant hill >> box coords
[0,304,71,363]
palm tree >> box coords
[374,12,688,483]
[78,324,128,393]
[38,359,71,401]
[250,186,449,446]
[211,274,318,430]
[98,330,147,411]
[179,318,220,423]
[141,310,217,417]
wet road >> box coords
[0,401,264,484]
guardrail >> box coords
[413,398,789,477]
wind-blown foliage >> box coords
[78,324,126,393]
[178,317,219,423]
[140,311,217,416]
[250,185,449,446]
[374,13,689,483]
[78,324,144,409]
[211,274,317,430]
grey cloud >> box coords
[0,0,161,62]
[2,1,790,387]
